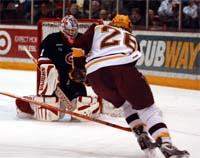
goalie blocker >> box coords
[15,96,101,121]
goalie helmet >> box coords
[110,14,133,32]
[60,15,78,44]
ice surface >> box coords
[0,69,200,158]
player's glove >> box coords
[69,68,86,83]
[69,48,86,83]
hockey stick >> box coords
[23,46,38,64]
[23,46,75,111]
[0,91,132,132]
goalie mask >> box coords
[60,15,78,44]
[110,14,133,32]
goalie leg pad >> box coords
[16,96,61,121]
[16,96,35,115]
[38,64,59,96]
[33,96,61,121]
[101,99,124,117]
[72,96,101,121]
[15,96,35,119]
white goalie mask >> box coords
[60,15,78,44]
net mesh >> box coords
[39,19,103,42]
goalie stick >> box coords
[23,46,75,111]
[0,91,132,132]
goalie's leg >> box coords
[16,95,101,122]
[15,96,63,121]
[15,96,35,119]
[71,96,101,121]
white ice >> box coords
[0,69,200,158]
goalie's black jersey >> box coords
[39,32,87,100]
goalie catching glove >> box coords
[69,48,86,83]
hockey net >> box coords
[37,18,123,117]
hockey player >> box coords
[16,15,100,121]
[70,14,190,158]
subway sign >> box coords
[136,35,200,75]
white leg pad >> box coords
[38,64,59,96]
[72,96,101,121]
[101,99,124,117]
[32,96,61,121]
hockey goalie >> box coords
[15,15,101,122]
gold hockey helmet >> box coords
[110,14,133,32]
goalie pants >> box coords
[87,63,154,110]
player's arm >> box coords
[69,24,96,83]
[68,48,86,83]
[73,23,96,52]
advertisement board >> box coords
[0,25,37,70]
[134,31,200,89]
[0,25,199,89]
